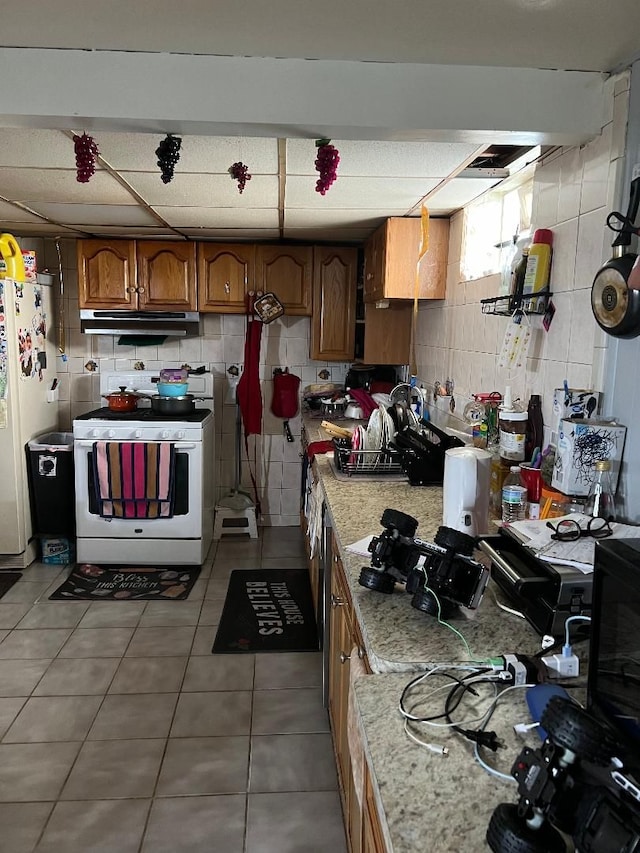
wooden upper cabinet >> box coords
[256,245,313,315]
[136,241,197,311]
[77,240,136,309]
[310,246,357,361]
[363,302,413,365]
[363,218,449,303]
[197,243,255,313]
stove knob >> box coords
[135,430,143,439]
[177,430,185,440]
[161,430,170,439]
[91,429,100,438]
[108,429,116,438]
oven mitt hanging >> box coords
[271,368,301,442]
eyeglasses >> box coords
[546,516,613,542]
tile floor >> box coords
[0,528,347,853]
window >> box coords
[460,175,533,282]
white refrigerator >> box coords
[0,273,59,568]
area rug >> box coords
[212,569,319,653]
[49,564,201,601]
[0,573,22,600]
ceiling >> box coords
[1,0,638,243]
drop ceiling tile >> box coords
[0,128,76,168]
[284,209,401,229]
[286,139,480,177]
[283,227,370,241]
[178,228,280,240]
[153,206,279,228]
[9,222,84,236]
[96,133,279,173]
[425,177,501,211]
[1,169,137,204]
[0,200,46,222]
[25,203,160,227]
[75,226,184,238]
[121,172,278,207]
[285,175,441,209]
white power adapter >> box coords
[542,651,580,678]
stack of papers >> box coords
[505,513,640,573]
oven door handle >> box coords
[74,440,197,450]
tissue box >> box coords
[552,418,626,496]
[551,388,600,443]
[41,537,75,565]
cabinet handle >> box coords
[340,651,351,664]
[224,281,231,294]
[137,287,145,293]
[127,287,136,293]
[366,273,373,280]
[358,647,366,660]
[331,594,344,608]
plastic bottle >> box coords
[522,229,553,295]
[501,466,527,523]
[584,460,616,521]
[510,247,530,305]
[525,394,544,462]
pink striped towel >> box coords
[93,442,176,519]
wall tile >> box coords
[568,288,598,364]
[580,123,612,214]
[541,291,572,364]
[549,218,578,293]
[573,207,609,291]
[557,148,583,224]
[533,155,560,227]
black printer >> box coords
[478,528,592,637]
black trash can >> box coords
[27,432,75,537]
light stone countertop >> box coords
[304,416,543,673]
[352,672,535,853]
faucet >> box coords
[390,383,412,405]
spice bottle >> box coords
[585,460,616,521]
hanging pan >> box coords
[591,176,640,338]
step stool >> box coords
[213,506,258,539]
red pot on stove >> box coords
[101,386,140,412]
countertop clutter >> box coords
[303,416,548,852]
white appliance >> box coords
[0,273,59,568]
[73,370,215,566]
[442,446,492,536]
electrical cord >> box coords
[399,667,500,729]
[472,684,534,782]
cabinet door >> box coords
[256,245,313,315]
[328,554,353,813]
[198,243,254,313]
[417,218,449,299]
[362,764,387,853]
[363,226,385,303]
[363,302,413,365]
[77,240,136,309]
[137,241,197,310]
[310,247,357,361]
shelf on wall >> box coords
[481,291,553,316]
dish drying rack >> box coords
[333,438,403,477]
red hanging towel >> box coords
[236,293,263,437]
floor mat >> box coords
[49,564,201,601]
[212,569,319,653]
[0,573,22,600]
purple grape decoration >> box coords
[73,133,99,183]
[155,134,182,184]
[229,161,252,194]
[314,138,340,195]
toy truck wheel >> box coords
[541,697,617,766]
[380,508,418,537]
[486,804,565,853]
[358,567,396,594]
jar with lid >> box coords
[498,388,528,465]
[585,460,616,520]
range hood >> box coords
[80,310,201,337]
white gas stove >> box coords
[73,370,215,566]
